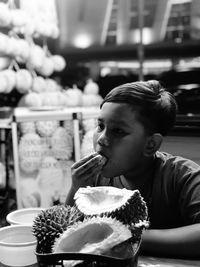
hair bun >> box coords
[147,80,164,98]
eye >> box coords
[96,121,104,132]
[112,128,126,135]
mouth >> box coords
[97,151,108,166]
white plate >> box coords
[6,208,44,226]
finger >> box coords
[73,154,104,175]
[72,164,102,188]
[72,160,104,182]
[81,165,102,182]
[72,152,98,169]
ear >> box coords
[144,133,163,157]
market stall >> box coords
[11,107,100,209]
[0,0,103,211]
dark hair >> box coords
[100,80,178,136]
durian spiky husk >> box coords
[32,205,83,253]
[53,216,132,256]
[74,186,148,226]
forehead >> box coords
[99,102,139,126]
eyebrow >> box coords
[97,117,131,128]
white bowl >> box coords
[6,208,43,226]
[0,225,37,266]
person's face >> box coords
[93,102,149,178]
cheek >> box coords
[113,138,145,161]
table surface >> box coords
[0,256,200,267]
[138,256,200,267]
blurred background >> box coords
[53,0,200,115]
[1,0,200,115]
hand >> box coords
[71,152,106,191]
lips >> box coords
[96,151,108,167]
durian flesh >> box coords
[74,186,148,225]
[53,216,132,256]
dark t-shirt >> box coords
[94,151,200,229]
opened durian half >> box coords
[74,186,148,226]
[53,216,132,257]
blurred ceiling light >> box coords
[178,58,200,68]
[131,27,153,45]
[73,34,92,49]
[178,84,200,90]
[100,60,172,69]
[101,67,111,76]
[171,0,191,4]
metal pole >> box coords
[138,0,144,81]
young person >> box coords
[66,80,200,258]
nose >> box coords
[97,130,109,147]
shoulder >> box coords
[156,151,200,173]
[154,151,200,194]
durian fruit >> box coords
[15,39,30,62]
[82,93,103,107]
[32,205,83,253]
[36,57,54,77]
[56,91,69,107]
[18,132,42,173]
[63,120,74,136]
[74,186,148,226]
[41,92,62,107]
[16,69,33,94]
[23,19,35,36]
[64,85,83,107]
[19,122,36,135]
[5,37,18,57]
[10,9,29,28]
[0,57,11,70]
[0,3,11,27]
[40,138,52,158]
[36,156,65,207]
[51,127,73,160]
[0,72,9,93]
[1,69,16,94]
[0,33,9,55]
[23,92,43,108]
[53,216,133,267]
[20,178,40,208]
[51,55,66,72]
[51,24,60,39]
[32,76,46,93]
[83,79,99,95]
[28,44,45,70]
[81,130,95,158]
[44,78,58,92]
[34,21,55,39]
[35,120,59,137]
